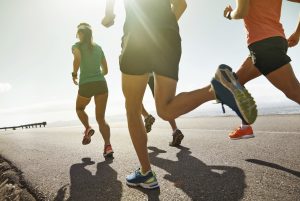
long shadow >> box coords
[54,157,122,201]
[246,159,300,178]
[128,183,160,201]
[148,146,246,201]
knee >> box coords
[125,101,142,116]
[96,116,105,124]
[157,108,173,121]
[76,106,85,113]
[285,89,300,101]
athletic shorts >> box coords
[248,36,291,76]
[78,81,108,98]
[119,29,182,81]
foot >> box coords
[169,129,184,147]
[103,144,114,158]
[82,127,95,145]
[126,168,159,189]
[211,64,257,125]
[229,125,254,140]
[144,115,155,133]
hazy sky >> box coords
[0,0,299,126]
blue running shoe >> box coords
[126,168,159,189]
[211,64,257,124]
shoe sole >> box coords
[230,134,255,140]
[169,134,184,147]
[103,151,114,158]
[126,181,159,189]
[212,64,257,124]
[82,129,95,145]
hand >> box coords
[224,5,233,19]
[72,76,78,85]
[102,14,115,28]
[287,32,300,47]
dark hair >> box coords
[77,23,94,52]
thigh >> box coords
[76,94,91,110]
[236,57,261,85]
[266,63,300,92]
[122,73,149,112]
[154,74,177,111]
[94,93,109,118]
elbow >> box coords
[73,59,80,66]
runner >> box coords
[142,74,184,147]
[102,0,257,189]
[223,0,300,140]
[72,23,114,157]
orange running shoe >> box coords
[229,126,254,140]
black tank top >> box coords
[123,0,179,34]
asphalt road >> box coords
[0,115,299,201]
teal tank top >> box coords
[72,42,106,85]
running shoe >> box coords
[103,144,114,157]
[211,64,257,124]
[229,126,254,140]
[169,129,184,147]
[82,127,95,145]
[144,114,155,133]
[126,168,159,189]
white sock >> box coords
[140,169,151,176]
[240,124,250,130]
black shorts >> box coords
[248,36,291,76]
[78,81,108,98]
[120,29,182,81]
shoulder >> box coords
[94,43,105,54]
[94,43,102,50]
[72,42,81,51]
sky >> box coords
[0,0,299,127]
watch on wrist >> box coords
[72,72,77,77]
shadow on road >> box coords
[246,159,300,178]
[54,157,122,201]
[127,184,160,201]
[148,146,246,201]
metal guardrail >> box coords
[0,122,47,131]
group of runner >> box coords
[71,0,300,189]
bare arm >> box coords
[72,48,81,85]
[170,0,187,21]
[288,15,300,47]
[102,0,116,27]
[101,57,108,76]
[224,0,250,20]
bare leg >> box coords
[141,104,149,118]
[122,73,151,173]
[266,63,300,104]
[236,57,262,85]
[76,95,92,129]
[169,120,178,132]
[154,74,215,121]
[94,93,111,145]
